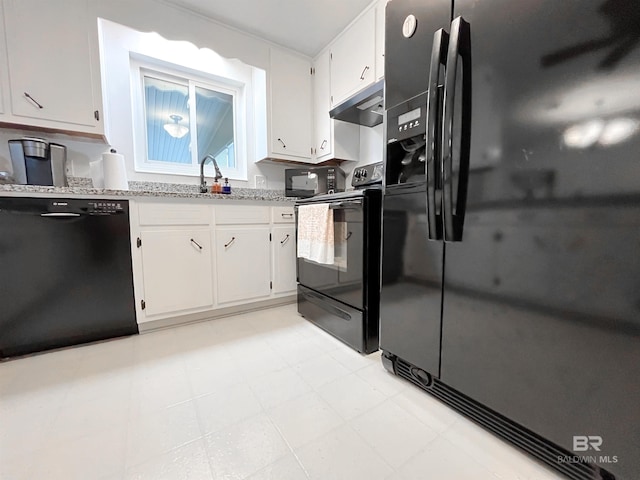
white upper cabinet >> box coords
[1,0,103,136]
[312,49,360,163]
[329,7,376,107]
[269,48,313,160]
[313,49,332,161]
[375,0,389,81]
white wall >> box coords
[0,127,108,181]
[342,123,384,188]
[99,19,264,186]
[90,0,313,190]
[0,0,311,190]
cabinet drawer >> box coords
[272,206,295,224]
[138,202,211,226]
[215,206,270,225]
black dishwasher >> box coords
[0,197,138,358]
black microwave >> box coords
[285,166,346,198]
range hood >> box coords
[329,79,384,127]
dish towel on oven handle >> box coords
[297,203,335,265]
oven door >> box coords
[296,198,364,309]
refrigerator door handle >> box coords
[426,28,449,241]
[442,16,472,243]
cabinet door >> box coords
[330,7,376,107]
[312,50,360,163]
[139,229,214,317]
[270,48,312,159]
[313,49,332,161]
[375,0,388,81]
[272,225,296,294]
[3,0,97,127]
[216,226,271,304]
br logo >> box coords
[573,436,603,452]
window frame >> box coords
[130,59,247,181]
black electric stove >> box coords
[295,162,383,354]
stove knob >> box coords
[361,170,368,178]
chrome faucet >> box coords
[200,154,223,193]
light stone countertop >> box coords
[0,178,296,203]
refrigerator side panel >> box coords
[380,186,444,376]
[441,1,640,478]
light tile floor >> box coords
[0,304,565,480]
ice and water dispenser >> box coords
[385,91,431,186]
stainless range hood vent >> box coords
[329,79,384,127]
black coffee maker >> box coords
[8,138,67,187]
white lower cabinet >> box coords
[132,201,296,325]
[139,228,214,317]
[215,226,272,304]
[272,225,297,294]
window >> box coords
[132,63,247,180]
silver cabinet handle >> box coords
[190,238,203,250]
[277,138,287,149]
[24,92,44,109]
[346,231,352,241]
[224,237,236,248]
[281,213,294,218]
[320,139,328,150]
[280,234,290,245]
[360,66,370,80]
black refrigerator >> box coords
[379,1,640,479]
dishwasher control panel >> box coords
[44,199,128,215]
[87,201,125,214]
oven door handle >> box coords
[328,200,363,209]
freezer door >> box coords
[441,1,640,478]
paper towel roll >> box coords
[102,152,128,190]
